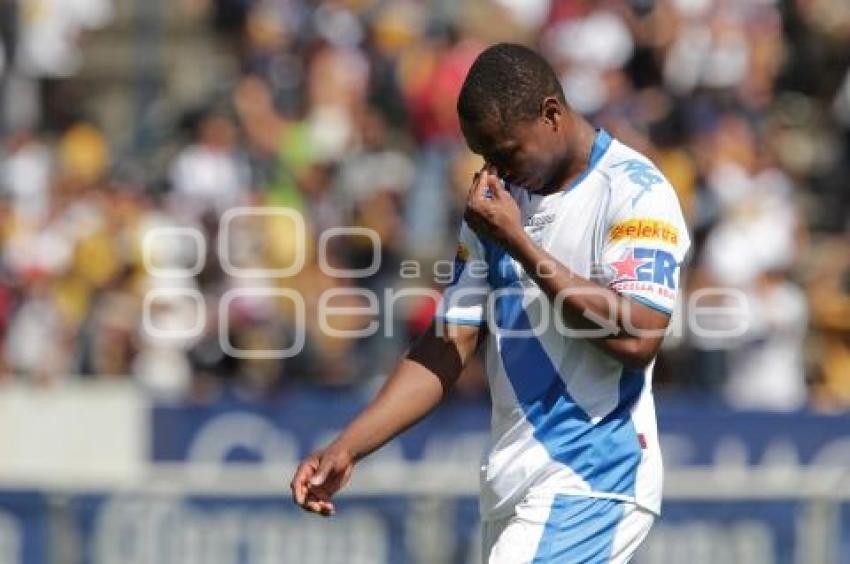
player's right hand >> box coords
[290,445,354,517]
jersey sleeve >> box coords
[434,221,491,326]
[598,168,691,316]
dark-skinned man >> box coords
[291,43,690,563]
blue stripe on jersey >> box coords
[483,240,644,496]
[532,495,625,563]
[565,129,613,191]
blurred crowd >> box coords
[0,0,848,411]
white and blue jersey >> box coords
[436,130,690,532]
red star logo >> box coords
[610,250,648,280]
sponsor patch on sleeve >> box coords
[608,218,679,245]
[607,247,679,305]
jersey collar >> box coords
[564,128,613,192]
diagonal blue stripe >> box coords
[532,495,625,563]
[483,234,644,496]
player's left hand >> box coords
[464,166,527,252]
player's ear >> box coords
[540,97,562,130]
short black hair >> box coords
[457,43,566,130]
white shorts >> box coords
[482,494,655,563]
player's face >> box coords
[460,110,566,194]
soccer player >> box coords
[290,43,690,563]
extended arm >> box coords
[290,321,481,515]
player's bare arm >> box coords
[290,321,482,516]
[464,167,668,369]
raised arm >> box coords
[290,321,482,516]
[464,167,687,369]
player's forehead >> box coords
[460,117,523,156]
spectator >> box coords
[168,111,251,221]
[0,0,845,412]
